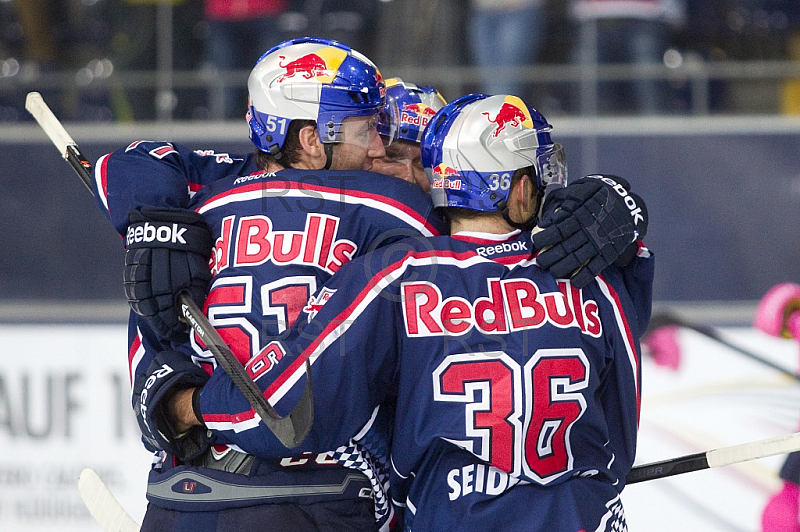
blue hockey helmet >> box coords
[421,93,567,212]
[378,78,447,144]
[246,37,386,154]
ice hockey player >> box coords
[103,37,448,532]
[162,93,654,531]
[93,35,651,531]
[372,77,447,191]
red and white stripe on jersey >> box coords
[194,181,441,238]
[201,249,478,431]
[94,153,111,213]
[148,144,178,159]
[128,328,146,386]
[595,274,641,420]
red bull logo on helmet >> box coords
[431,163,462,190]
[401,103,437,128]
[276,47,348,84]
[375,71,385,97]
[482,96,533,138]
[432,163,460,177]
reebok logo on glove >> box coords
[127,222,188,247]
[587,174,645,229]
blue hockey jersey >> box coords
[197,230,654,531]
[92,141,447,528]
[92,141,260,236]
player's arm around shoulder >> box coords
[533,174,650,290]
[93,140,254,236]
[194,252,402,456]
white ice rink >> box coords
[2,321,799,531]
[627,326,800,531]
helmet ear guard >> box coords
[421,93,567,213]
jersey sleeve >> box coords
[616,242,655,335]
[91,141,257,236]
[197,251,400,456]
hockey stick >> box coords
[25,92,313,448]
[645,311,800,383]
[627,431,800,484]
[78,468,140,532]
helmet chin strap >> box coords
[495,187,545,232]
[323,143,334,170]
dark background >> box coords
[4,126,799,304]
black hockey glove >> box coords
[132,350,212,461]
[124,207,213,340]
[532,174,648,288]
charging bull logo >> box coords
[278,54,328,82]
[432,163,459,178]
[277,48,348,84]
[303,287,337,320]
[482,97,533,138]
[403,103,436,117]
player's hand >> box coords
[124,207,213,340]
[132,350,211,460]
[532,174,648,288]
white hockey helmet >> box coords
[421,93,567,212]
[246,37,387,155]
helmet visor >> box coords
[376,96,401,147]
[332,113,384,150]
[536,143,567,187]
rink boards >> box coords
[1,322,798,531]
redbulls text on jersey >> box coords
[198,229,654,532]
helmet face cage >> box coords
[378,78,447,145]
[247,37,386,154]
[422,93,567,212]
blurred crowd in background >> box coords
[1,0,800,122]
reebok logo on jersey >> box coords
[126,222,188,247]
[475,240,528,257]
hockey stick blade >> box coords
[627,432,800,484]
[78,468,140,532]
[179,294,313,447]
[26,92,313,448]
[645,311,800,383]
[25,92,93,191]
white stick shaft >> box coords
[707,432,800,468]
[78,468,140,532]
[25,91,77,157]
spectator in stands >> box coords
[203,0,290,120]
[467,0,547,99]
[568,0,685,115]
